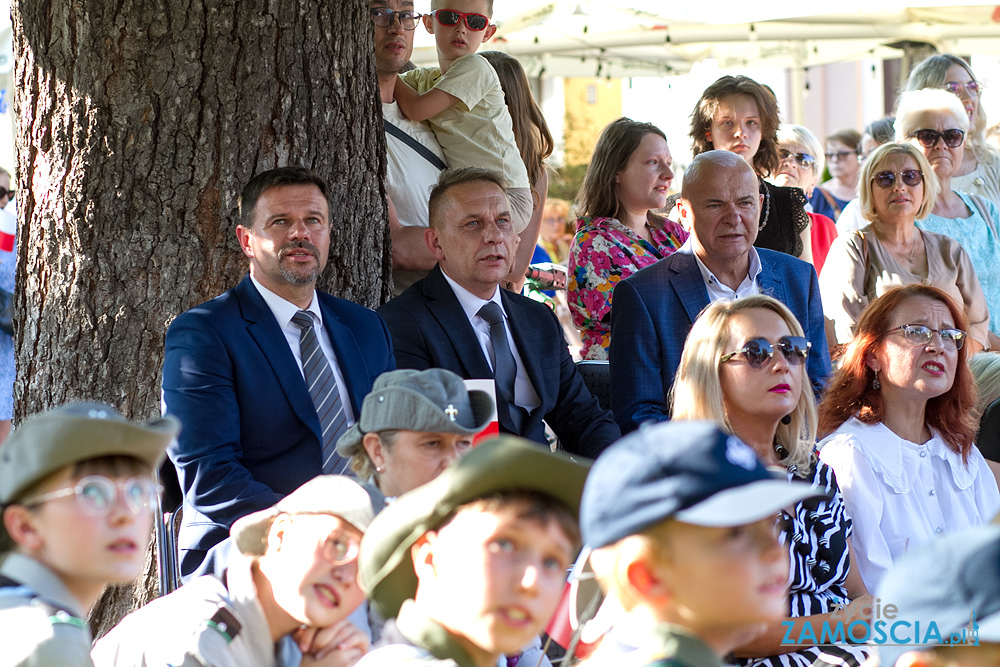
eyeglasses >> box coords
[779,149,816,168]
[318,531,360,566]
[883,324,967,351]
[909,128,965,149]
[0,187,14,201]
[720,336,811,369]
[433,9,490,31]
[825,151,856,161]
[369,7,422,30]
[22,475,160,516]
[873,169,924,189]
[944,81,983,97]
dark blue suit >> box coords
[609,248,831,434]
[162,275,394,577]
[377,266,620,459]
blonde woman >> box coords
[672,295,870,667]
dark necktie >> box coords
[477,302,526,433]
[291,310,348,474]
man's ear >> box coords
[236,224,254,259]
[3,505,44,552]
[422,13,435,34]
[362,432,385,471]
[677,199,693,231]
[625,557,673,605]
[483,23,498,42]
[425,228,446,262]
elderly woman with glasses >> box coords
[896,88,1000,350]
[672,295,871,667]
[817,285,1000,592]
[771,124,839,273]
[906,54,1000,210]
[820,142,990,355]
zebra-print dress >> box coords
[735,457,869,667]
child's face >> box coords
[423,0,497,63]
[264,514,366,631]
[415,500,576,661]
[654,518,788,632]
[17,468,155,603]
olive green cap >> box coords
[358,436,590,619]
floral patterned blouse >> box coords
[568,216,688,360]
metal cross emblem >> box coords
[444,404,459,421]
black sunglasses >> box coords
[369,7,422,30]
[779,149,816,168]
[873,169,923,189]
[433,9,490,31]
[0,187,13,200]
[720,336,811,369]
[909,128,965,149]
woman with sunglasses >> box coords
[820,142,990,356]
[897,88,1000,351]
[672,295,871,667]
[689,75,812,262]
[817,284,1000,592]
[771,124,838,273]
[906,54,1000,210]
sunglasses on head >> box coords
[369,7,422,30]
[720,336,811,369]
[873,169,923,189]
[779,149,816,168]
[909,128,965,149]
[944,81,983,96]
[433,8,490,31]
[883,324,967,351]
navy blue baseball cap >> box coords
[581,421,822,549]
[876,526,1000,666]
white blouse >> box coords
[818,418,1000,592]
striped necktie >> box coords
[291,310,348,474]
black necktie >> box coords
[477,302,526,433]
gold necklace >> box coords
[874,224,918,264]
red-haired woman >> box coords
[817,284,1000,592]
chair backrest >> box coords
[576,360,611,412]
[978,395,1000,462]
[155,459,184,596]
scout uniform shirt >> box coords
[92,553,299,667]
[581,616,725,667]
[0,552,95,667]
[356,599,483,667]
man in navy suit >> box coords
[378,167,619,459]
[162,167,394,578]
[610,151,831,434]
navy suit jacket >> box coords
[609,248,831,434]
[162,275,394,576]
[377,266,620,459]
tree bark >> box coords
[12,0,389,637]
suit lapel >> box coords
[424,267,495,380]
[670,254,711,324]
[756,251,787,303]
[236,276,321,441]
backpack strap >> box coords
[383,119,447,171]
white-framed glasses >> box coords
[21,475,160,516]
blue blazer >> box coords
[377,265,620,459]
[609,249,831,434]
[162,275,394,576]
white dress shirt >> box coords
[250,275,355,424]
[818,418,1000,592]
[440,271,541,413]
[676,238,762,302]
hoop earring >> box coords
[872,370,881,391]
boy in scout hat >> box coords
[355,436,589,667]
[93,474,380,667]
[579,421,821,667]
[337,368,493,502]
[0,402,179,667]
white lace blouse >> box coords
[818,418,1000,592]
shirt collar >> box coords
[685,243,762,289]
[0,552,88,619]
[250,274,322,328]
[396,599,480,667]
[440,269,503,322]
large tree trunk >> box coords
[12,0,390,637]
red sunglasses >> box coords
[433,9,490,31]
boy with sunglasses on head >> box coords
[393,0,534,243]
[93,474,379,667]
[0,402,179,667]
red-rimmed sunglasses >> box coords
[433,9,490,31]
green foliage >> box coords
[546,163,589,204]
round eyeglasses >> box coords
[883,324,967,351]
[909,128,965,149]
[872,170,923,189]
[943,81,983,97]
[22,475,160,516]
[318,531,360,566]
[779,149,816,168]
[720,336,811,369]
[369,7,422,30]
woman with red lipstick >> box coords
[906,54,1000,210]
[689,75,812,263]
[671,295,872,667]
[820,142,990,357]
[817,284,1000,592]
[568,117,688,360]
